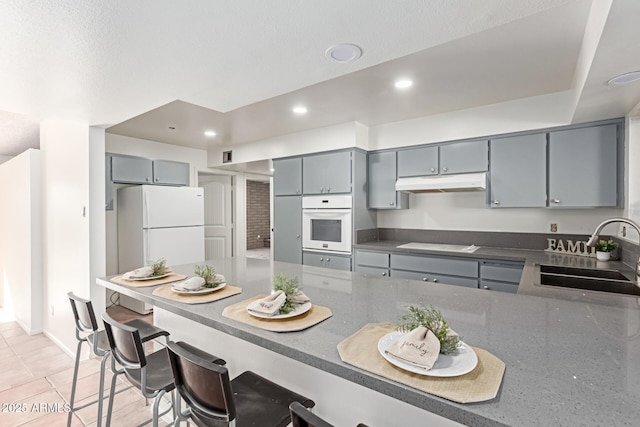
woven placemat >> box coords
[152,284,242,304]
[222,295,333,332]
[111,273,188,288]
[337,323,505,404]
[111,273,187,288]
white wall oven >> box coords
[302,195,352,254]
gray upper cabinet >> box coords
[273,196,302,264]
[152,160,189,186]
[440,140,488,174]
[548,124,619,208]
[368,151,408,209]
[273,158,302,196]
[489,133,547,208]
[110,154,189,186]
[303,151,351,195]
[397,146,439,177]
[111,154,153,184]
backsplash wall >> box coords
[376,191,623,235]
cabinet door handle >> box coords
[381,272,387,276]
[432,278,438,283]
[146,177,151,182]
[422,277,428,281]
[296,189,300,194]
[326,257,330,262]
[493,200,500,205]
[326,187,331,193]
[442,167,448,172]
[552,199,561,204]
[320,257,324,261]
[389,201,394,206]
[320,187,324,193]
[483,285,490,290]
[155,177,160,182]
[430,167,436,173]
[296,234,300,238]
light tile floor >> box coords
[0,306,170,427]
[246,247,271,260]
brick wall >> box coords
[246,180,271,249]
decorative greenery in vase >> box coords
[397,305,461,355]
[272,273,300,314]
[594,239,618,253]
[194,264,218,288]
[151,258,168,277]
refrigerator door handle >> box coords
[143,188,149,228]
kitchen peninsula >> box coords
[97,256,640,427]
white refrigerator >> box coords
[117,185,205,314]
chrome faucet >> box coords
[586,217,640,275]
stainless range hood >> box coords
[395,172,487,193]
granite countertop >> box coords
[97,255,640,427]
[354,240,639,307]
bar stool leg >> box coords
[105,357,120,427]
[95,352,110,427]
[67,338,84,427]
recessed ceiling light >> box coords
[394,79,414,89]
[292,106,308,115]
[204,130,217,137]
[325,43,362,63]
[607,71,640,85]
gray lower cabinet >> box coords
[274,196,302,264]
[273,157,302,196]
[303,151,351,195]
[548,124,619,207]
[390,253,479,289]
[152,160,189,186]
[111,154,153,184]
[354,250,390,277]
[368,151,408,210]
[439,140,488,174]
[479,260,524,294]
[489,133,547,208]
[303,251,352,271]
[397,146,439,177]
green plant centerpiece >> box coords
[594,239,619,253]
[194,264,219,288]
[397,305,461,355]
[272,273,300,315]
[151,258,168,277]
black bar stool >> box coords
[167,340,315,427]
[67,292,169,427]
[289,402,371,427]
[101,312,180,427]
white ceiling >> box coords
[1,0,639,157]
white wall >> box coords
[0,155,13,165]
[41,120,103,357]
[0,149,42,333]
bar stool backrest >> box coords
[68,292,99,334]
[167,340,237,423]
[102,312,147,369]
[290,401,334,427]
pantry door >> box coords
[199,174,233,259]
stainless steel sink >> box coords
[537,264,640,296]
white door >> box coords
[144,226,205,267]
[143,186,204,228]
[199,175,233,259]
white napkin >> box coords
[247,290,287,316]
[213,273,226,284]
[385,326,441,370]
[123,266,154,279]
[175,277,206,291]
[290,290,310,305]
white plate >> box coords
[247,301,312,319]
[123,272,171,281]
[171,282,226,295]
[377,331,478,377]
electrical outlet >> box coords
[550,223,558,233]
